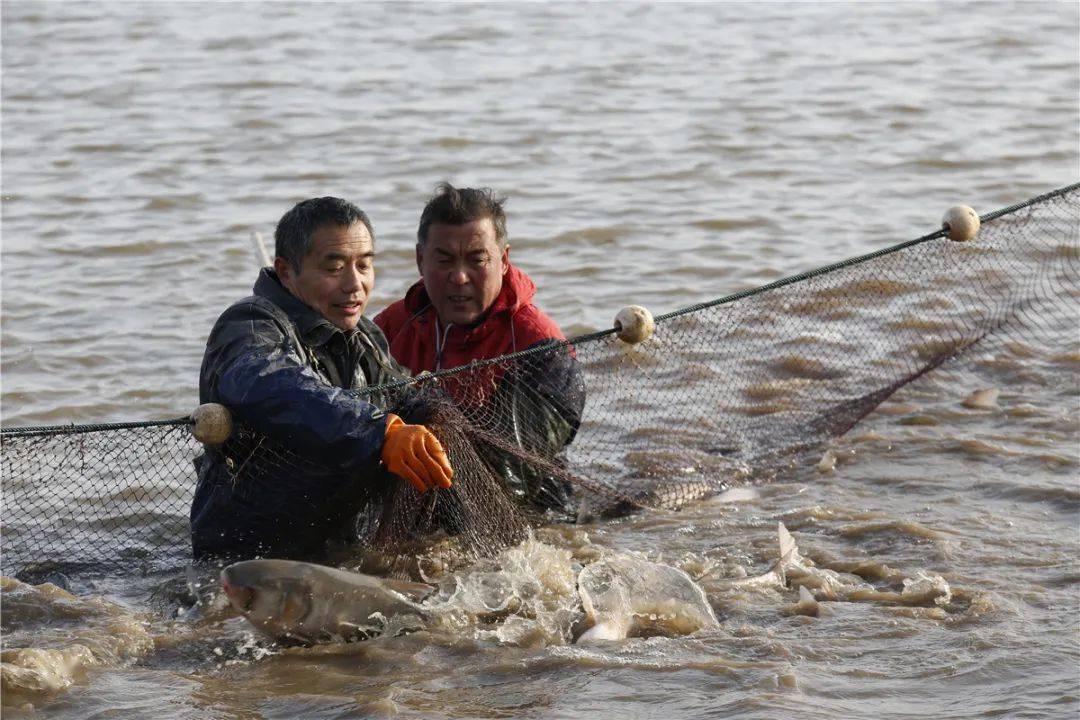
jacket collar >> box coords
[403,263,537,333]
[253,268,345,348]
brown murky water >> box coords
[2,3,1078,718]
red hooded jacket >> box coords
[374,264,566,378]
[377,264,584,515]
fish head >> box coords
[220,559,327,644]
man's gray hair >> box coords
[417,183,508,248]
[275,197,374,272]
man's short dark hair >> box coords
[275,197,374,272]
[417,183,508,247]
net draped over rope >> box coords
[2,183,1078,578]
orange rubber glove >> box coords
[380,413,454,493]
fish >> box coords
[711,521,873,600]
[714,521,799,591]
[788,586,821,617]
[576,554,719,643]
[220,559,435,645]
[225,552,722,647]
[962,387,1000,409]
[715,523,955,609]
[221,523,928,648]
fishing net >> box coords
[3,183,1078,578]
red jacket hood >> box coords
[374,262,565,378]
[401,262,537,321]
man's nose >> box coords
[341,265,363,293]
[449,265,469,285]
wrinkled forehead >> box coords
[424,218,502,254]
[308,221,374,259]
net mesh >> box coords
[3,184,1078,578]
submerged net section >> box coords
[1,422,197,575]
[2,183,1077,578]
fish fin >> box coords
[791,585,821,617]
[577,617,630,643]
[382,578,436,602]
[774,521,801,586]
[778,522,795,562]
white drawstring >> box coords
[434,314,515,370]
[434,317,453,371]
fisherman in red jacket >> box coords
[375,183,585,515]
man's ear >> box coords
[501,245,510,274]
[273,256,292,284]
[415,244,424,275]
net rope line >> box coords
[2,182,1076,577]
[3,180,1075,438]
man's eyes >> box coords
[323,262,370,273]
[439,256,488,265]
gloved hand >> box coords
[381,413,454,493]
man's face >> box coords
[417,218,509,327]
[275,221,375,331]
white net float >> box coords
[614,305,655,344]
[191,403,233,445]
[941,205,980,241]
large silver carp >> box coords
[220,559,435,645]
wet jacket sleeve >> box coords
[483,339,585,513]
[201,302,387,470]
[509,339,586,448]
